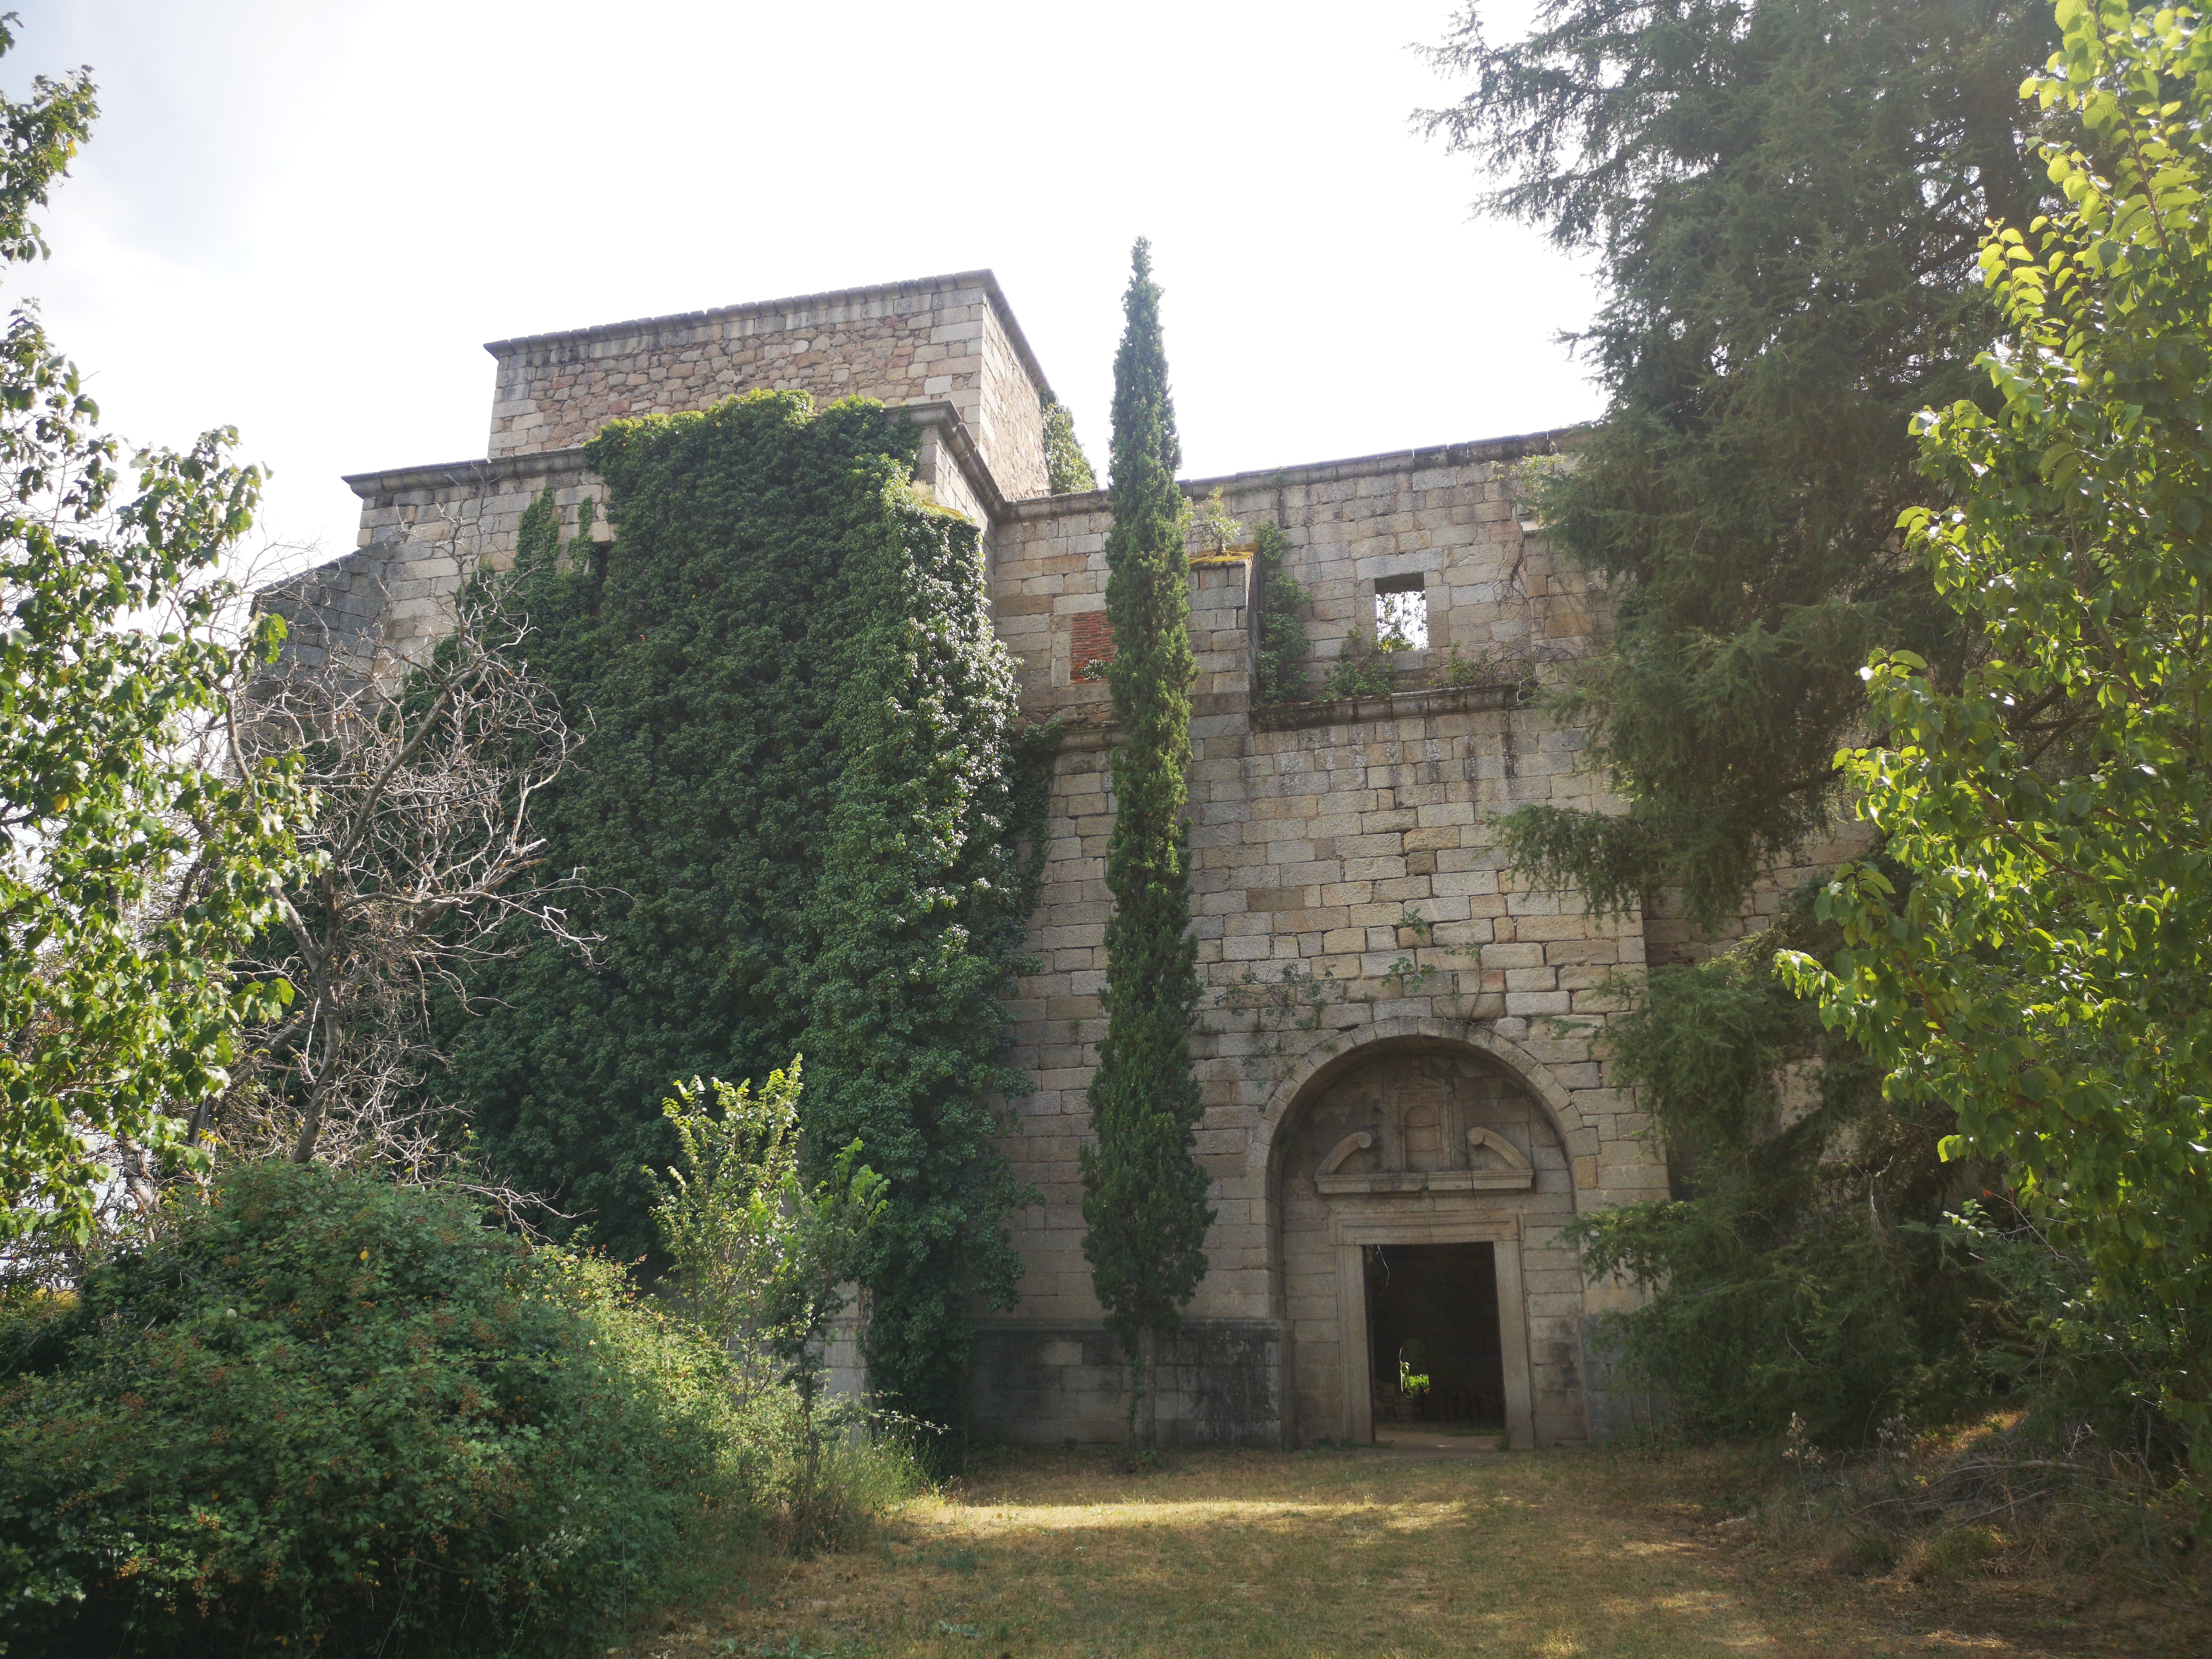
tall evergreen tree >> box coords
[1415,0,2060,1438]
[1424,0,2054,923]
[1080,242,1212,1444]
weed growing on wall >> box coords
[451,392,1041,1448]
[1322,628,1394,700]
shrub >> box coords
[1321,629,1393,700]
[1907,1524,2001,1583]
[0,1162,748,1657]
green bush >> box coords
[0,1163,748,1656]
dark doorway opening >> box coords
[1364,1242,1506,1436]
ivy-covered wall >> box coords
[452,391,1044,1436]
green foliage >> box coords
[1080,242,1213,1436]
[0,28,310,1240]
[1443,645,1500,687]
[1320,628,1393,700]
[649,1061,889,1550]
[454,392,1037,1445]
[1249,522,1311,704]
[1572,910,2009,1443]
[0,1162,744,1656]
[1374,592,1423,653]
[1782,0,2212,1499]
[1041,400,1096,495]
[1190,486,1241,554]
[1426,0,2056,925]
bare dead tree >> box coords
[212,572,593,1185]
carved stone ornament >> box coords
[1313,1125,1534,1196]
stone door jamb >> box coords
[1330,1211,1534,1452]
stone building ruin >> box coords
[272,269,1676,1448]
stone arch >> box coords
[1257,1018,1596,1448]
[1251,1017,1598,1202]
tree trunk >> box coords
[1138,1325,1157,1451]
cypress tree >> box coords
[1079,242,1213,1446]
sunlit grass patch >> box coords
[626,1444,2207,1659]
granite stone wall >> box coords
[484,271,1052,501]
[262,449,603,678]
[987,437,1668,1447]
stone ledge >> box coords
[340,402,1013,526]
[1006,426,1589,518]
[1252,681,1531,732]
[342,446,594,503]
[1030,682,1532,748]
[906,402,1008,521]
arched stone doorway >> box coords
[1264,1029,1592,1448]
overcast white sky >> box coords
[7,0,1600,568]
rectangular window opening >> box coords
[1374,575,1429,653]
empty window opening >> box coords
[1364,1242,1505,1439]
[1374,575,1429,652]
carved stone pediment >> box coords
[1314,1125,1533,1196]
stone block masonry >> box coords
[272,269,1700,1451]
[485,271,1053,502]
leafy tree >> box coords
[454,394,1039,1447]
[0,27,308,1243]
[649,1060,887,1550]
[1079,242,1213,1444]
[1568,898,2008,1441]
[1042,399,1097,494]
[1783,0,2212,1494]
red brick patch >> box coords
[1071,609,1114,679]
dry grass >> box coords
[619,1444,2209,1659]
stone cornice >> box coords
[1036,681,1535,749]
[342,447,591,502]
[1251,681,1532,731]
[340,401,1012,521]
[905,402,1009,521]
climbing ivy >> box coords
[451,392,1039,1447]
[1079,242,1213,1442]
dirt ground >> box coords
[621,1443,2208,1659]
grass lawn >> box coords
[624,1444,2207,1659]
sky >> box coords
[7,0,1601,573]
